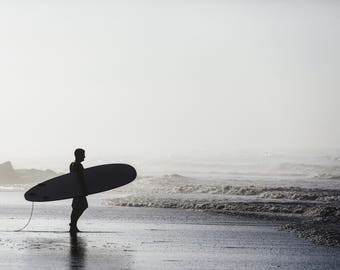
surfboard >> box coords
[24,164,137,202]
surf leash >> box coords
[14,201,35,232]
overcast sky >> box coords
[0,0,339,166]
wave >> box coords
[107,174,340,221]
[0,184,27,191]
[277,163,340,179]
[118,174,340,200]
[107,195,340,220]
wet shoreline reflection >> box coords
[69,233,87,269]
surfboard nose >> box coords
[24,191,36,201]
[129,165,137,180]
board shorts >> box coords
[72,196,88,211]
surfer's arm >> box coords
[71,163,88,196]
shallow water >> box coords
[0,192,340,269]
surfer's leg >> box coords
[70,198,81,232]
[70,197,88,232]
[70,209,80,232]
[76,197,88,222]
[75,202,88,225]
[70,210,78,226]
[70,210,81,231]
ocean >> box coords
[2,151,340,213]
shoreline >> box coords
[1,190,340,269]
[1,205,340,269]
[107,196,340,247]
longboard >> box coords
[24,164,137,202]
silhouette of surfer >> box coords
[69,148,88,233]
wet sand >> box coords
[1,192,340,269]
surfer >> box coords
[69,148,88,233]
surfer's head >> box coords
[74,148,85,162]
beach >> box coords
[0,191,340,270]
[2,153,340,269]
[1,0,339,268]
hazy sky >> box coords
[0,0,339,166]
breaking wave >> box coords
[116,174,340,201]
[109,173,340,216]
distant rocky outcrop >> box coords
[0,161,60,184]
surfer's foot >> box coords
[69,223,81,233]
